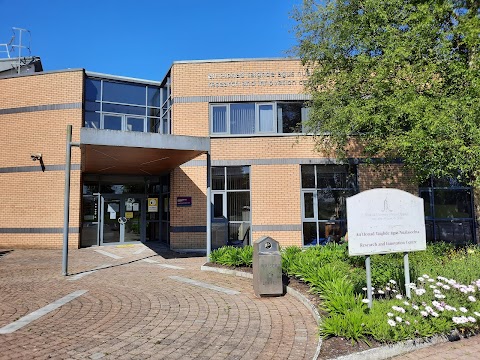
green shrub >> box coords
[282,246,301,275]
[320,308,367,343]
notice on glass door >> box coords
[148,198,158,212]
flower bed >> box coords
[210,243,480,345]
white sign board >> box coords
[347,188,426,256]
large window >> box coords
[301,165,356,246]
[84,75,171,134]
[210,101,308,135]
[212,166,251,247]
[420,177,475,245]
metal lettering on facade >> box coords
[207,70,311,88]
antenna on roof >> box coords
[11,27,32,74]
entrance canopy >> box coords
[80,128,210,174]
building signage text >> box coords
[207,70,311,88]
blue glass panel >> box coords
[230,103,255,134]
[126,117,145,132]
[148,107,161,117]
[103,81,146,105]
[102,103,146,115]
[104,115,122,130]
[148,87,161,107]
[85,78,101,101]
[85,111,100,129]
[85,101,100,112]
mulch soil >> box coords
[204,262,383,359]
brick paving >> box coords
[391,335,480,360]
[0,244,318,360]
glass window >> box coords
[126,117,145,132]
[227,166,250,190]
[102,103,146,116]
[258,104,274,132]
[212,167,225,190]
[212,106,227,133]
[103,115,122,131]
[303,192,314,218]
[214,194,224,218]
[230,103,255,134]
[102,81,146,105]
[227,192,250,221]
[85,79,101,101]
[147,87,161,107]
[301,165,356,246]
[277,102,302,133]
[301,165,316,188]
[85,112,100,129]
[433,189,472,218]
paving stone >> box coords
[0,245,318,359]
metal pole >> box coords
[404,252,411,299]
[206,152,212,261]
[366,255,372,308]
[62,125,72,276]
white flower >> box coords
[434,294,446,299]
[403,301,410,306]
[468,296,476,302]
[436,282,443,286]
[390,280,397,285]
[405,320,410,325]
[362,299,370,304]
[460,307,468,313]
[362,287,367,291]
[452,316,469,324]
[468,316,477,323]
[387,312,394,317]
[395,294,403,300]
[428,278,435,282]
[378,290,385,294]
[474,312,480,317]
[415,288,426,296]
[430,285,437,289]
[443,285,451,290]
[388,319,396,327]
[392,306,406,313]
[420,311,428,317]
[386,286,391,291]
[423,274,430,279]
[445,305,457,312]
[412,305,419,310]
[395,316,403,322]
[392,289,398,293]
[431,311,439,317]
[433,289,441,294]
[418,277,425,282]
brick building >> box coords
[0,58,476,250]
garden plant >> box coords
[209,242,480,344]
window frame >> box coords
[210,101,308,136]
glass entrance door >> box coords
[100,195,144,244]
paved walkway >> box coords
[0,244,318,360]
[391,335,480,360]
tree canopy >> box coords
[293,0,480,184]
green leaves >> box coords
[293,0,480,185]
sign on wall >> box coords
[177,197,192,207]
[347,188,426,256]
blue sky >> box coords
[0,0,301,80]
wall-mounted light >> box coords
[31,153,45,172]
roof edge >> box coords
[172,57,300,65]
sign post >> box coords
[347,189,426,306]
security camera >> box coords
[31,153,42,161]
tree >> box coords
[292,0,480,185]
